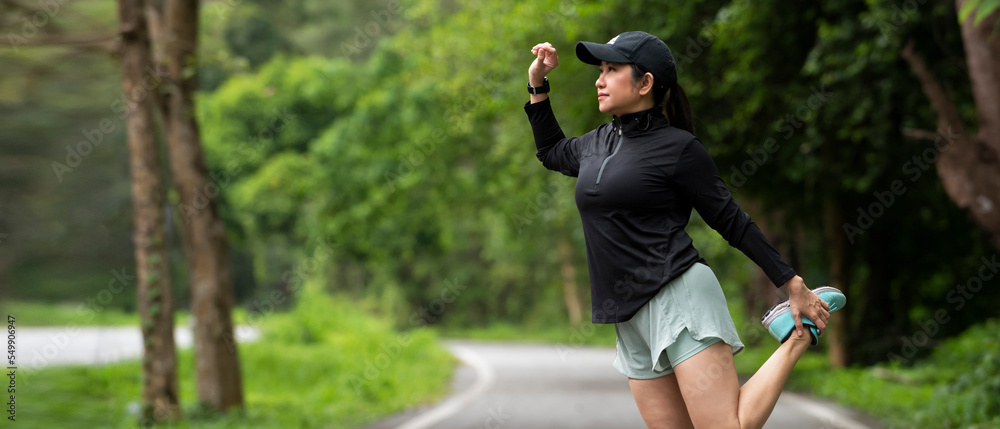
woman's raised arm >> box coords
[528,42,559,104]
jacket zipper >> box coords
[595,126,623,187]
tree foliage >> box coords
[4,0,999,367]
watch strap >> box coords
[527,77,550,94]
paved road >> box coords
[14,325,259,369]
[366,341,881,429]
[15,328,879,428]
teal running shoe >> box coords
[761,286,846,345]
[812,286,847,313]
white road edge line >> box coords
[778,392,873,429]
[396,344,495,429]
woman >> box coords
[523,31,846,429]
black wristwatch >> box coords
[527,77,550,95]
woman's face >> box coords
[596,61,644,116]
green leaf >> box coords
[974,0,1000,26]
[959,0,982,23]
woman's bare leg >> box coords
[627,373,695,429]
[733,331,812,428]
[670,331,813,429]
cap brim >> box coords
[576,41,630,66]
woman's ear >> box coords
[639,72,655,96]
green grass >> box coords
[0,300,267,328]
[785,365,934,428]
[2,300,145,327]
[13,292,455,428]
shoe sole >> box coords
[760,301,789,326]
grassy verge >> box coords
[0,300,268,328]
[13,292,455,428]
[1,300,147,327]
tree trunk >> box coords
[557,239,582,325]
[854,224,898,364]
[161,0,244,411]
[822,194,848,368]
[901,13,1000,251]
[957,0,1000,156]
[118,0,180,422]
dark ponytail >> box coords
[631,64,696,135]
[663,83,695,135]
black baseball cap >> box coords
[576,31,677,89]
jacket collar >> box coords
[613,105,669,137]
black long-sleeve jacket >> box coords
[525,98,796,323]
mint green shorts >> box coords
[613,262,744,379]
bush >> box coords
[913,319,1000,428]
[259,290,455,413]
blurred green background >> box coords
[1,0,999,427]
